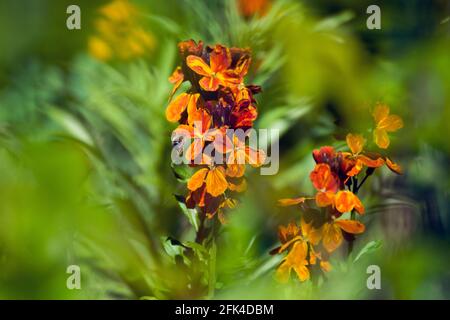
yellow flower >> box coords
[275,219,325,283]
[276,240,310,282]
[88,37,112,61]
[372,103,403,149]
[88,0,155,61]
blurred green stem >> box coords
[347,177,358,257]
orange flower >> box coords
[275,219,321,254]
[275,219,325,282]
[237,0,271,17]
[345,133,403,176]
[322,219,365,253]
[309,164,365,213]
[166,93,199,123]
[310,163,339,193]
[216,134,266,167]
[345,133,385,176]
[172,110,220,161]
[316,190,365,215]
[372,103,403,149]
[277,221,301,246]
[276,240,309,282]
[187,166,228,197]
[186,45,239,91]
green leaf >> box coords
[174,194,200,232]
[171,163,192,182]
[353,240,383,263]
[161,237,185,260]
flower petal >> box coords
[278,197,306,207]
[186,93,200,125]
[187,168,209,191]
[320,261,332,272]
[352,194,365,214]
[293,264,310,282]
[210,45,231,73]
[225,164,245,178]
[199,76,221,91]
[385,157,403,174]
[312,146,336,164]
[315,191,335,207]
[290,240,308,263]
[213,132,234,154]
[185,139,204,161]
[373,128,390,149]
[301,218,322,245]
[168,66,184,99]
[358,154,385,168]
[234,56,251,78]
[372,103,390,125]
[172,124,194,138]
[346,133,365,155]
[186,55,211,77]
[278,221,300,244]
[166,93,190,122]
[228,178,247,192]
[335,219,365,234]
[245,147,266,167]
[334,190,365,214]
[322,222,343,253]
[379,114,403,132]
[310,163,338,192]
[334,191,353,213]
[205,166,228,197]
[346,159,364,177]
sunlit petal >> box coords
[205,166,228,197]
[373,128,390,149]
[186,55,211,76]
[187,168,209,191]
[335,219,365,234]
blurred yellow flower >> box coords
[88,0,155,61]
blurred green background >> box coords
[0,0,448,299]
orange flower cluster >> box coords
[274,104,403,282]
[166,40,265,223]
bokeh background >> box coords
[0,0,448,299]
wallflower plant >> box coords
[274,103,403,283]
[166,40,265,231]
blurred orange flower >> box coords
[372,103,403,149]
[322,219,365,253]
[237,0,271,18]
[344,133,385,176]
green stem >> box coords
[347,177,359,257]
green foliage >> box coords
[0,0,448,300]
